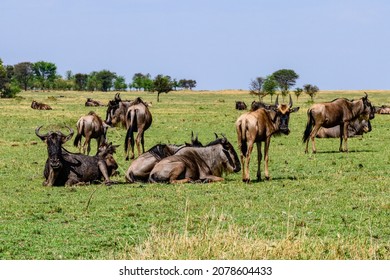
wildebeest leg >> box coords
[256,142,262,181]
[243,141,254,183]
[201,175,224,183]
[309,124,322,153]
[98,160,113,185]
[264,137,271,180]
[171,178,192,184]
[339,124,344,152]
[44,169,56,186]
[341,122,349,152]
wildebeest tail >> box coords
[73,120,83,147]
[124,109,137,152]
[302,109,314,143]
[236,119,248,155]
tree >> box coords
[114,76,127,91]
[262,75,278,102]
[294,87,303,101]
[153,74,173,102]
[95,70,117,91]
[86,72,100,91]
[74,73,89,91]
[131,73,153,91]
[249,77,266,101]
[32,61,57,90]
[0,59,20,98]
[303,84,319,102]
[271,69,299,101]
[14,62,34,91]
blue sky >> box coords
[1,0,389,90]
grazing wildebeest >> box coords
[73,111,109,155]
[235,95,299,182]
[35,126,118,186]
[303,93,375,153]
[250,101,276,111]
[125,132,204,183]
[316,117,372,138]
[31,100,52,110]
[375,105,390,114]
[124,97,152,160]
[105,93,133,127]
[148,135,241,184]
[235,101,247,110]
[85,98,104,107]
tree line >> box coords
[0,58,197,101]
[249,69,319,102]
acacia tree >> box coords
[272,69,299,101]
[249,77,266,101]
[14,62,34,91]
[303,84,319,101]
[153,74,173,102]
[294,87,303,101]
[32,61,57,90]
[262,75,278,102]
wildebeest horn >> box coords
[62,126,74,143]
[275,95,279,107]
[214,133,219,139]
[288,94,293,107]
[364,92,368,99]
[35,125,48,140]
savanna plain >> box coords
[0,89,389,260]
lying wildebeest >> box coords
[375,105,390,114]
[250,100,277,111]
[303,93,375,153]
[35,126,118,186]
[235,101,247,110]
[85,98,104,107]
[105,93,133,127]
[124,97,152,160]
[148,135,241,184]
[236,95,299,182]
[316,116,372,138]
[74,111,109,155]
[31,100,52,110]
[125,132,204,183]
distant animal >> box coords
[105,93,133,127]
[35,126,118,186]
[303,93,375,153]
[375,105,390,114]
[235,95,299,182]
[125,132,204,183]
[235,101,247,110]
[31,100,52,110]
[124,97,153,160]
[316,117,372,138]
[250,101,276,111]
[85,98,104,107]
[148,134,241,184]
[73,111,109,155]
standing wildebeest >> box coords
[148,135,241,184]
[303,93,375,153]
[235,101,247,110]
[125,132,204,183]
[85,98,104,107]
[316,116,372,139]
[124,97,152,160]
[35,126,118,186]
[31,100,52,110]
[73,111,109,155]
[236,95,299,182]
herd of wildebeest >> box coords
[31,91,384,186]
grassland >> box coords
[0,89,389,260]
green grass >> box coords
[0,90,389,259]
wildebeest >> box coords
[316,116,372,138]
[73,111,109,155]
[235,101,247,110]
[31,100,52,110]
[375,105,390,114]
[85,98,104,107]
[124,97,152,160]
[148,135,241,184]
[105,93,133,127]
[303,93,375,153]
[35,126,118,186]
[125,132,204,183]
[235,95,299,182]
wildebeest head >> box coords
[35,126,74,169]
[362,92,375,120]
[211,134,241,173]
[272,95,300,134]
